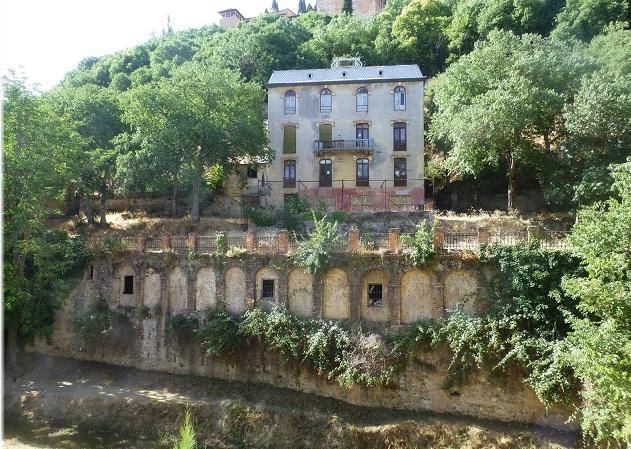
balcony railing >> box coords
[314,139,374,153]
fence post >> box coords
[388,228,400,253]
[478,227,490,245]
[136,235,146,253]
[348,226,360,252]
[245,231,257,252]
[278,229,289,254]
[527,225,541,241]
[161,234,171,252]
[434,230,445,253]
[188,233,198,252]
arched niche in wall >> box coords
[360,269,390,323]
[322,268,350,320]
[114,265,136,307]
[169,266,188,313]
[444,270,478,315]
[195,267,216,312]
[225,266,247,315]
[288,268,313,318]
[400,269,432,323]
[255,266,279,307]
[143,268,161,311]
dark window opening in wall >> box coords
[123,275,134,294]
[262,279,275,299]
[246,165,257,178]
[284,160,296,188]
[368,283,383,307]
[284,90,296,114]
[393,122,407,151]
[394,86,406,111]
[355,123,369,148]
[320,88,332,112]
[319,159,332,187]
[356,158,369,187]
[394,158,407,187]
[89,265,94,279]
[356,87,368,112]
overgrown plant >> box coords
[400,221,436,265]
[215,232,228,254]
[290,214,342,275]
[196,308,243,356]
[73,299,112,342]
[173,407,197,449]
[246,207,277,227]
[166,313,199,340]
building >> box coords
[218,4,297,29]
[264,57,427,212]
[316,0,387,15]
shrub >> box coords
[215,233,228,254]
[290,214,342,275]
[73,300,112,341]
[246,207,277,227]
[337,332,403,387]
[281,195,310,231]
[173,407,197,449]
[166,313,199,340]
[196,309,242,356]
[400,221,435,265]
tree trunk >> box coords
[6,324,18,377]
[172,182,178,219]
[191,178,200,223]
[85,194,95,225]
[507,156,516,211]
[99,189,107,226]
[65,183,80,217]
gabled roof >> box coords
[267,65,425,87]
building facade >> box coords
[264,58,426,212]
[316,0,387,15]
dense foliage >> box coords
[562,160,631,445]
[400,221,436,265]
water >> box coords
[4,417,160,449]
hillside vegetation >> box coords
[3,0,630,446]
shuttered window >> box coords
[283,125,296,154]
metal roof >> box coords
[267,65,425,87]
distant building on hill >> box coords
[218,2,297,29]
[316,0,387,15]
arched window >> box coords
[320,88,332,113]
[356,87,368,112]
[356,158,369,187]
[284,90,296,114]
[393,122,406,151]
[394,86,406,111]
[319,159,332,187]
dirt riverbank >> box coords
[4,354,581,449]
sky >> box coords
[1,0,296,91]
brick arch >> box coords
[255,266,280,306]
[444,270,478,315]
[143,267,161,310]
[195,267,216,312]
[169,266,188,313]
[360,269,390,323]
[400,269,432,323]
[287,268,313,318]
[322,268,350,320]
[113,265,136,307]
[224,266,247,315]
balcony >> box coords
[314,139,374,154]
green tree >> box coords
[3,74,87,373]
[563,160,631,444]
[342,0,353,14]
[430,30,590,210]
[121,62,269,222]
[49,84,125,225]
[298,0,307,13]
[446,0,564,59]
[552,0,629,42]
[391,0,451,75]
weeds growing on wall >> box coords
[196,306,404,387]
[290,214,342,275]
[400,221,436,266]
[73,299,112,341]
[245,207,277,227]
[166,313,199,340]
[397,241,583,404]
